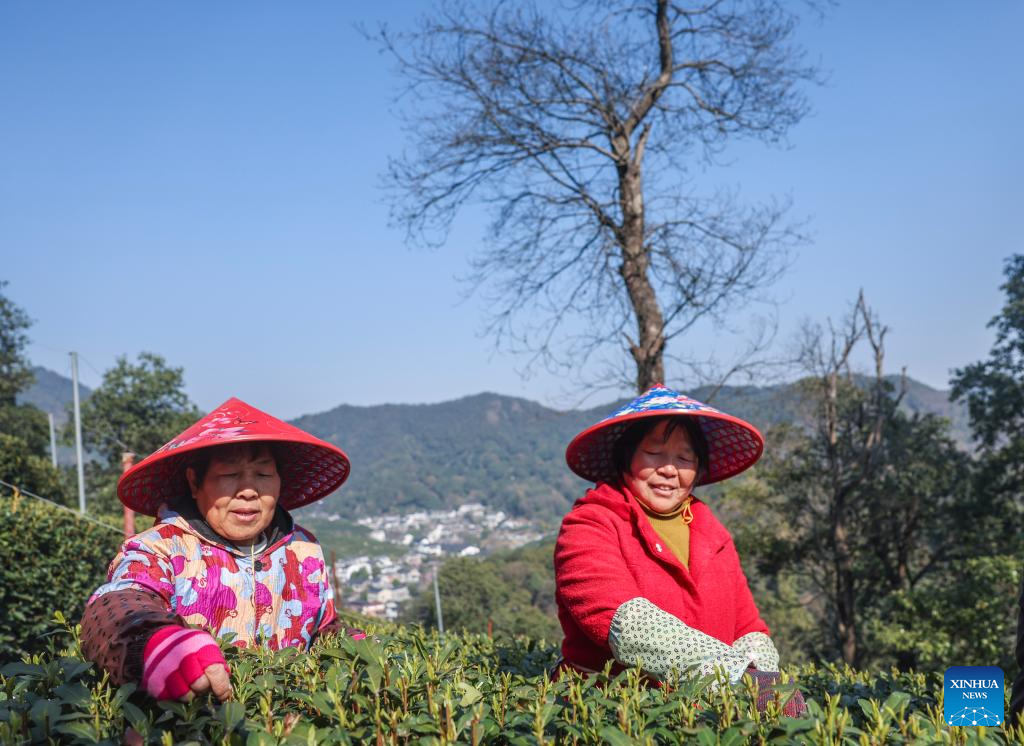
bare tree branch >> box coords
[378,0,818,392]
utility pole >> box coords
[71,352,86,514]
[329,550,343,608]
[433,564,444,636]
[121,451,136,537]
[48,413,58,468]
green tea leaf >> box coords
[457,681,483,707]
[883,691,911,713]
[598,725,634,746]
[219,700,246,732]
[695,727,718,746]
[54,720,98,742]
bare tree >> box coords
[729,293,977,668]
[786,292,913,665]
[379,0,818,393]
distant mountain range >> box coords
[20,366,92,428]
[292,378,970,525]
[20,367,970,524]
[14,367,93,465]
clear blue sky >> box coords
[3,1,1021,418]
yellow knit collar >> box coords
[633,494,695,525]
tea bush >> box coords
[0,496,121,661]
[2,614,1022,745]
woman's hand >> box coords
[141,625,232,702]
[185,661,232,702]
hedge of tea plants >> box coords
[2,613,1022,746]
[0,495,122,661]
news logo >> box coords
[943,666,1004,727]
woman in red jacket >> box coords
[556,384,801,710]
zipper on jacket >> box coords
[250,542,258,642]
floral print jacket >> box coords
[81,498,340,684]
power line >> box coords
[30,341,70,356]
[77,353,107,384]
[0,478,123,536]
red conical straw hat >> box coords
[118,397,350,516]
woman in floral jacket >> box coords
[556,384,804,715]
[81,397,362,703]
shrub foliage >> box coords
[2,615,1022,745]
[0,496,121,661]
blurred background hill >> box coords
[20,366,969,524]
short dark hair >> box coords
[612,416,709,483]
[187,442,280,487]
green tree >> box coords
[862,555,1019,673]
[405,547,561,641]
[0,280,34,404]
[951,254,1024,554]
[71,352,201,515]
[0,283,64,500]
[0,434,65,502]
[739,295,977,668]
[935,254,1024,675]
[0,403,49,460]
[717,470,821,666]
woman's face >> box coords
[186,445,281,545]
[622,420,699,514]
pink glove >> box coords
[745,668,808,717]
[141,626,229,701]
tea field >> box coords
[1,613,1022,745]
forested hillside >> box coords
[292,378,968,525]
[22,369,970,525]
[292,394,594,524]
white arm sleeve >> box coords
[731,631,780,672]
[607,597,751,683]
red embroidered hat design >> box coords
[565,384,763,485]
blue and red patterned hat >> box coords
[118,397,350,516]
[565,384,763,485]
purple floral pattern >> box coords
[90,506,336,651]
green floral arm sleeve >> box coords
[731,631,780,672]
[607,597,751,683]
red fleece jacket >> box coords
[554,482,769,672]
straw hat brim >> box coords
[566,408,763,486]
[118,434,350,517]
